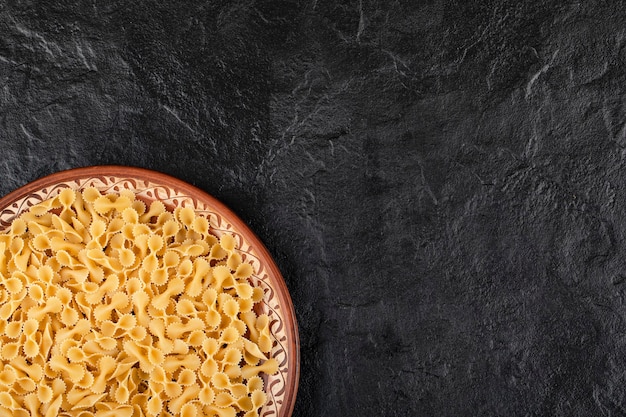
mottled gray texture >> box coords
[1,0,626,416]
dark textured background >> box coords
[1,1,625,416]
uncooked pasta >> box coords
[0,187,277,417]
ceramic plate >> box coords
[0,165,299,417]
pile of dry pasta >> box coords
[0,187,278,417]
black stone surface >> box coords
[1,1,625,415]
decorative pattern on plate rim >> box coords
[0,175,288,417]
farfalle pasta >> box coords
[0,187,278,417]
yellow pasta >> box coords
[0,188,277,416]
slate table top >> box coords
[1,1,624,416]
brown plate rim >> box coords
[0,165,300,417]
